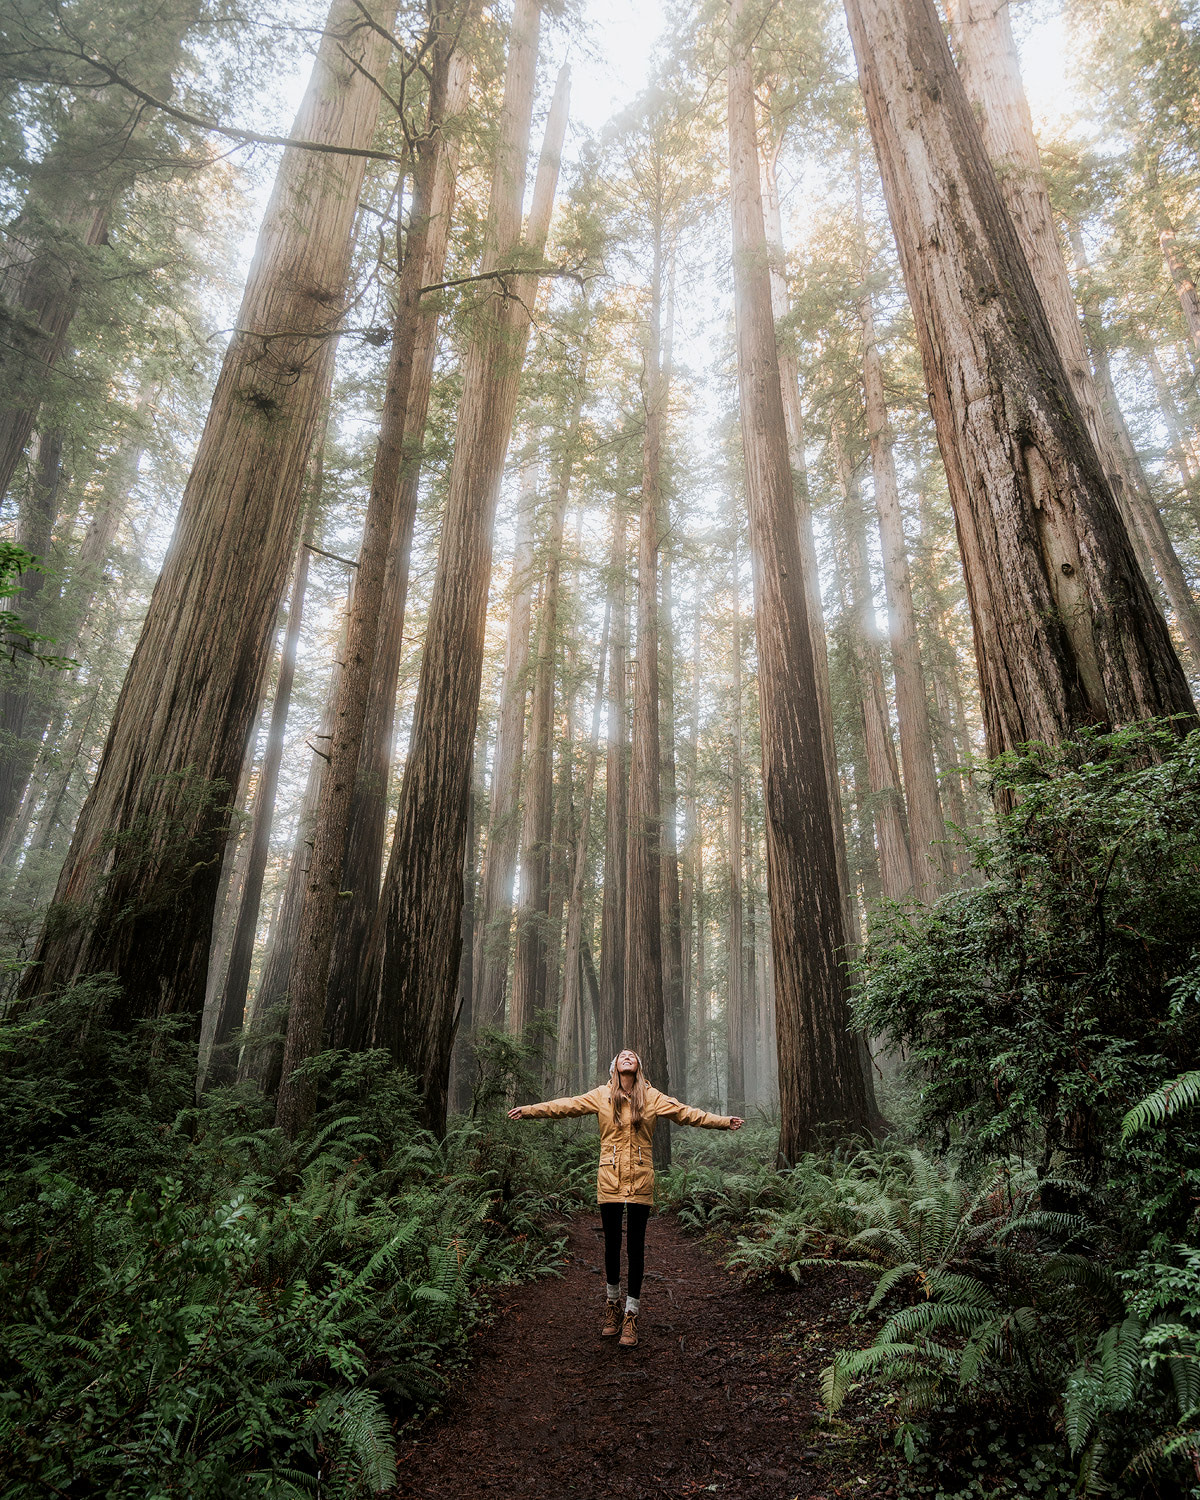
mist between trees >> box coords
[1,0,1199,1488]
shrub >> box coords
[0,985,592,1497]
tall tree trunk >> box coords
[367,50,570,1136]
[694,804,710,1100]
[1152,194,1200,357]
[857,288,948,896]
[742,792,757,1108]
[1147,346,1200,530]
[627,229,671,1163]
[199,726,261,1072]
[843,0,1194,759]
[679,598,701,1062]
[729,0,877,1156]
[207,505,316,1086]
[22,0,396,1027]
[449,737,481,1113]
[760,140,860,947]
[834,426,914,902]
[946,0,1200,678]
[726,536,746,1119]
[512,358,586,1041]
[325,28,473,1045]
[473,472,538,1029]
[276,17,471,1134]
[239,643,343,1091]
[597,506,629,1072]
[557,605,609,1089]
[1067,228,1200,671]
[660,544,686,1102]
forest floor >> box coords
[394,1213,897,1500]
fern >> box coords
[1122,1070,1200,1139]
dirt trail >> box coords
[395,1214,893,1500]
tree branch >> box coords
[37,43,409,165]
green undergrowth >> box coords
[0,987,595,1498]
[663,726,1200,1500]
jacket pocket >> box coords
[597,1144,620,1198]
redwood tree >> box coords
[22,0,397,1028]
[367,44,570,1134]
[729,0,878,1156]
[842,0,1194,758]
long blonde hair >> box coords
[609,1052,648,1128]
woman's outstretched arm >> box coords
[654,1094,745,1130]
[508,1086,604,1121]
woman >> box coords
[508,1048,743,1347]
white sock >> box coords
[606,1284,620,1301]
[625,1295,640,1315]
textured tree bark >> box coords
[597,507,629,1072]
[729,0,877,1156]
[946,0,1200,681]
[325,29,473,1045]
[511,365,586,1040]
[760,142,860,948]
[844,0,1194,758]
[207,507,315,1087]
[726,536,746,1119]
[626,230,671,1163]
[473,474,537,1030]
[368,50,569,1135]
[0,2,201,500]
[858,292,947,896]
[659,550,686,1101]
[22,0,397,1028]
[276,18,471,1133]
[833,425,914,902]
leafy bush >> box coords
[0,983,594,1497]
[672,730,1200,1497]
[828,727,1200,1495]
[856,724,1200,1233]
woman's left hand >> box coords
[728,1116,745,1131]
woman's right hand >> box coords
[507,1106,524,1120]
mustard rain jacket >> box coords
[520,1084,733,1205]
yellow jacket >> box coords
[521,1084,733,1205]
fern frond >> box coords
[1121,1071,1200,1139]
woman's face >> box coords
[616,1049,639,1075]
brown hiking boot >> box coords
[619,1312,638,1347]
[601,1300,621,1337]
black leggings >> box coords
[600,1202,650,1298]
